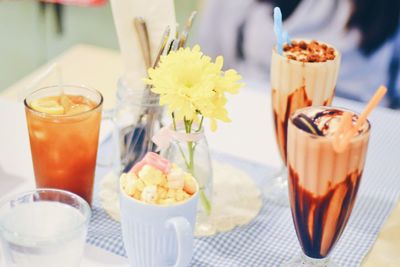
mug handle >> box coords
[165,217,193,267]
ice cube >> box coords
[65,104,91,115]
[32,130,46,140]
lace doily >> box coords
[99,161,262,237]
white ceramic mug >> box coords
[120,183,198,267]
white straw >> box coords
[19,62,63,100]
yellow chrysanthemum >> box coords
[145,45,243,131]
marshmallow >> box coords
[157,187,168,199]
[136,179,145,191]
[130,152,171,175]
[167,189,177,199]
[167,166,185,189]
[175,190,184,201]
[183,174,196,195]
[138,165,164,186]
[130,159,146,175]
[122,154,197,205]
[141,186,157,203]
[125,174,138,196]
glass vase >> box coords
[162,127,213,235]
[102,76,163,174]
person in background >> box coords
[196,0,400,108]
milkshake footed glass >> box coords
[284,106,370,266]
[266,40,341,205]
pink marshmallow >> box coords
[129,152,171,175]
[144,152,171,174]
[130,159,147,174]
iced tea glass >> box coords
[267,42,341,204]
[285,106,371,266]
[24,85,103,205]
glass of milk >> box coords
[0,189,91,267]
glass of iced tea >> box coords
[24,85,103,205]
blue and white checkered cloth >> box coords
[88,100,400,266]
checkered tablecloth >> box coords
[88,102,400,266]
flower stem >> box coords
[184,118,211,215]
[196,116,204,132]
[185,118,195,172]
[199,188,211,215]
[173,114,190,167]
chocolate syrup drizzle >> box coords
[288,167,362,258]
[313,109,342,121]
[272,87,332,163]
[292,109,343,136]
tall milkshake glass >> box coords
[285,106,370,266]
[266,40,341,204]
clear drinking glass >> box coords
[267,44,340,205]
[0,189,91,267]
[24,85,103,205]
[285,106,370,266]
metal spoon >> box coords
[178,11,197,48]
[133,17,152,69]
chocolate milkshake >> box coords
[287,106,370,259]
[271,40,341,164]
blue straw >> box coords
[273,7,291,54]
[273,7,283,54]
[283,31,291,46]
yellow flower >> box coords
[145,45,243,131]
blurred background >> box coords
[0,0,200,92]
[1,0,399,108]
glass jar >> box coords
[106,77,163,174]
[161,126,214,234]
